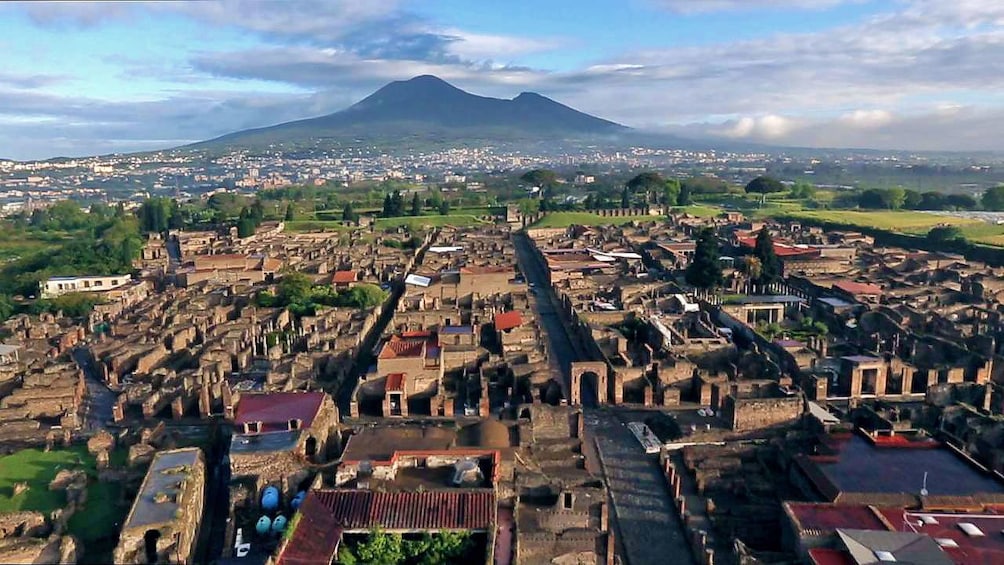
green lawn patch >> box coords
[776,210,981,232]
[375,214,486,230]
[0,446,94,513]
[529,212,665,229]
[67,480,126,542]
[284,220,353,233]
[671,205,722,218]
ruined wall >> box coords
[722,396,803,432]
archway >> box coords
[144,530,161,564]
[305,436,317,460]
[569,362,608,407]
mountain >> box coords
[193,75,627,149]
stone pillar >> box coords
[198,384,212,417]
[113,396,125,423]
[171,396,185,419]
[850,368,863,398]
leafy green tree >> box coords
[919,191,947,210]
[285,204,296,221]
[410,192,422,216]
[0,294,14,322]
[341,202,357,223]
[789,181,817,199]
[946,193,978,210]
[249,200,265,223]
[664,178,681,210]
[677,184,693,206]
[627,172,666,204]
[278,272,314,305]
[903,189,923,209]
[927,225,966,244]
[517,198,540,217]
[983,185,1004,211]
[745,176,785,205]
[886,187,907,210]
[438,199,450,215]
[520,169,558,189]
[685,228,723,289]
[337,283,388,309]
[620,186,630,209]
[236,217,256,238]
[752,226,782,286]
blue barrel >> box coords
[291,491,306,510]
[255,516,272,536]
[272,514,288,533]
[261,486,280,511]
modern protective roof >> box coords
[234,391,325,433]
[494,310,523,332]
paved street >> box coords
[513,232,693,565]
[72,347,115,430]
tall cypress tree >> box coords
[753,226,782,286]
[685,228,723,289]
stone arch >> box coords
[570,361,608,406]
[144,529,161,564]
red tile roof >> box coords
[332,270,357,284]
[314,489,495,531]
[785,502,888,534]
[276,491,342,565]
[278,489,495,564]
[460,265,514,275]
[234,391,325,433]
[808,548,857,565]
[737,237,821,258]
[379,333,439,359]
[832,280,883,296]
[386,373,405,392]
[494,311,523,332]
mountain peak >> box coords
[195,75,627,148]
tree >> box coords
[886,187,907,210]
[520,169,558,190]
[745,176,785,204]
[337,283,388,309]
[752,226,782,286]
[789,181,817,199]
[919,191,947,210]
[438,199,450,215]
[740,256,762,281]
[685,228,723,289]
[277,272,314,305]
[620,186,631,209]
[983,185,1004,211]
[249,199,265,223]
[626,172,666,205]
[0,294,14,323]
[677,183,693,206]
[285,204,295,221]
[341,202,357,223]
[517,198,540,217]
[236,216,256,238]
[946,193,977,210]
[382,193,393,217]
[410,192,422,216]
[391,190,404,217]
[903,189,923,209]
[664,178,681,210]
[927,225,966,245]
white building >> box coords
[40,275,131,299]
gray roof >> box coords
[837,529,953,565]
[123,448,202,530]
[736,295,806,305]
[230,429,301,454]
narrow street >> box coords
[72,346,115,431]
[513,231,693,565]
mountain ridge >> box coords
[191,75,628,149]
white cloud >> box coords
[652,0,861,14]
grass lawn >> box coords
[771,209,1004,248]
[375,214,487,230]
[671,205,722,218]
[529,212,665,229]
[284,220,353,233]
[0,446,94,513]
[67,480,126,542]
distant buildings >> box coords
[40,274,132,298]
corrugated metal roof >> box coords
[234,391,325,433]
[314,489,495,531]
[276,493,342,565]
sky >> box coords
[1,0,1004,160]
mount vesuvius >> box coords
[192,75,628,149]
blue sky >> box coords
[1,0,1003,159]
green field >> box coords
[529,212,666,229]
[671,205,722,218]
[0,446,93,513]
[284,220,353,233]
[374,214,488,230]
[776,209,1004,246]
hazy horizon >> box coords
[2,0,1004,159]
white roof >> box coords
[404,274,432,287]
[0,344,19,356]
[428,246,463,253]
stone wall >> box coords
[722,395,803,432]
